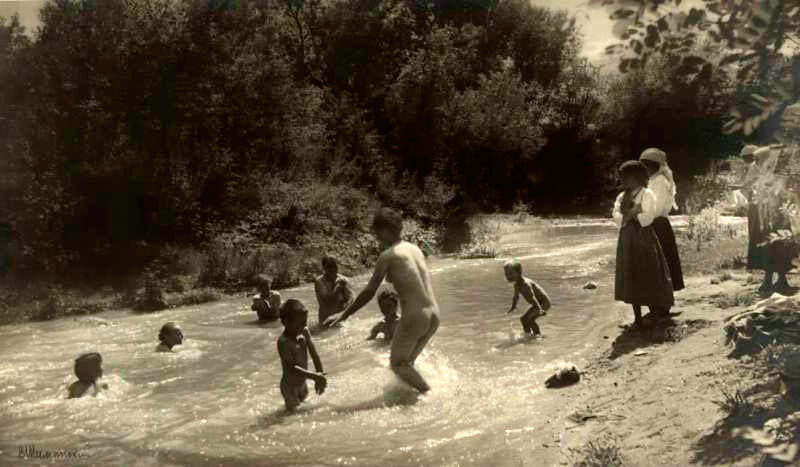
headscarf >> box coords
[639,148,677,210]
[740,145,758,157]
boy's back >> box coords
[519,277,551,311]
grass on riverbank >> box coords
[0,217,438,325]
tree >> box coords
[592,0,800,138]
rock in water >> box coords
[545,364,581,388]
[583,282,597,290]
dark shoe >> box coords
[758,283,774,294]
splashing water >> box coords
[0,221,624,466]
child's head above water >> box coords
[618,160,649,191]
[377,289,399,319]
[280,299,308,335]
[255,274,272,294]
[503,259,522,282]
[74,352,103,384]
[321,255,339,276]
[372,208,403,245]
[158,322,184,349]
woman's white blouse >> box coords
[648,174,676,218]
[612,188,657,228]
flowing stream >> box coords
[0,219,630,466]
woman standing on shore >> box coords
[639,148,685,316]
[739,145,796,294]
[613,161,674,328]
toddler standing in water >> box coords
[367,289,400,342]
[277,299,327,411]
[504,260,551,337]
[67,352,107,399]
[612,160,674,328]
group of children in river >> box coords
[68,147,691,412]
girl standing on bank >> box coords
[613,161,675,328]
[639,148,685,314]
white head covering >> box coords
[639,147,677,209]
[740,145,758,157]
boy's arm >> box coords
[326,253,389,326]
[278,338,323,381]
[508,286,519,313]
[302,328,324,374]
[271,291,282,311]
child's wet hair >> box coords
[255,274,272,288]
[159,322,181,343]
[372,208,403,236]
[504,259,522,274]
[378,289,399,305]
[618,160,649,187]
[279,299,307,323]
[321,256,338,269]
[74,352,102,383]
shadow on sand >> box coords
[608,315,711,360]
[689,377,798,466]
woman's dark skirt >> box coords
[651,216,685,291]
[747,202,795,273]
[615,221,675,307]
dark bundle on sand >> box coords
[724,296,800,357]
[545,364,581,388]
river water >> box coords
[0,220,629,466]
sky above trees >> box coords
[0,0,633,64]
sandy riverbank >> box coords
[522,271,799,466]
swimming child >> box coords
[156,322,184,352]
[314,256,354,326]
[277,299,327,411]
[613,160,674,328]
[367,289,400,342]
[326,208,440,394]
[67,352,107,398]
[504,259,551,337]
[252,274,281,321]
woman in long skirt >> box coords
[613,161,674,328]
[741,145,796,293]
[639,148,685,317]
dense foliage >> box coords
[593,0,800,140]
[0,0,742,284]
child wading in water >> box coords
[68,352,107,398]
[277,299,326,411]
[156,322,184,352]
[367,289,400,342]
[504,260,551,337]
[613,160,674,328]
[252,274,281,322]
